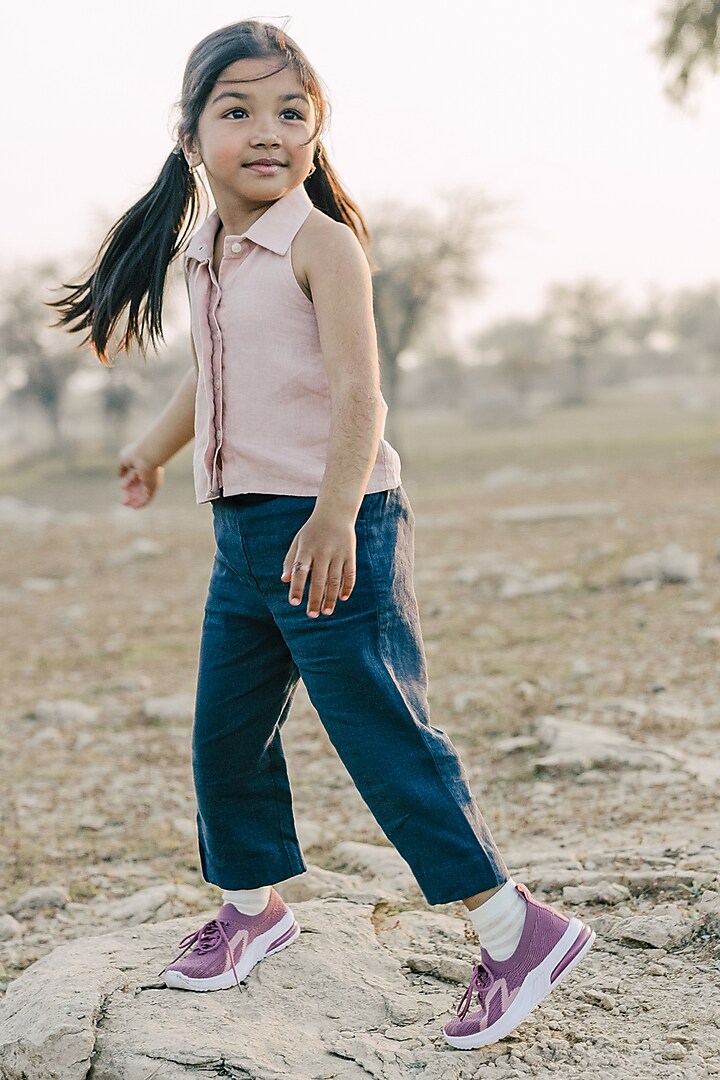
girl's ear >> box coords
[180,135,201,169]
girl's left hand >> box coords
[281,511,356,617]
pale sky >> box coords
[3,0,720,341]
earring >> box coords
[308,163,316,176]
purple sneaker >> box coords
[159,887,300,991]
[443,882,595,1048]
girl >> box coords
[50,19,594,1049]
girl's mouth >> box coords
[244,163,285,174]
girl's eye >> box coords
[224,108,303,120]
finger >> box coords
[281,539,298,582]
[320,562,345,615]
[306,561,330,618]
[288,559,312,607]
[339,564,356,600]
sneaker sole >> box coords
[163,908,301,992]
[443,917,596,1049]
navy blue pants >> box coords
[192,484,509,905]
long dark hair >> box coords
[48,19,373,366]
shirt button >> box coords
[215,428,222,438]
[231,242,242,253]
[214,379,221,389]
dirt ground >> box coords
[1,385,720,1076]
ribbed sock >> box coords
[466,878,528,961]
[221,885,272,915]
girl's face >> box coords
[187,56,317,209]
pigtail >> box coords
[47,148,201,366]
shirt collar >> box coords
[184,182,314,264]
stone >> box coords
[24,699,99,725]
[0,914,23,941]
[499,573,581,599]
[277,863,405,904]
[94,884,208,926]
[603,908,696,949]
[0,898,456,1080]
[333,841,417,895]
[622,544,701,585]
[142,694,195,724]
[492,502,620,523]
[405,953,474,984]
[562,881,631,905]
[6,886,70,916]
[106,537,164,565]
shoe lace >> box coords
[456,961,495,1020]
[157,918,242,989]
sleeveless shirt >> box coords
[183,182,402,505]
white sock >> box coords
[466,878,528,961]
[221,886,272,915]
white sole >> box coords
[443,917,596,1049]
[163,907,300,992]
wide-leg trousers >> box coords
[192,484,509,906]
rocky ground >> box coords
[1,394,719,1078]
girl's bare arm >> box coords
[117,351,198,508]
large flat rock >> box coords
[0,897,465,1080]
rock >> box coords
[277,864,405,904]
[571,656,593,676]
[0,897,455,1080]
[562,881,631,905]
[295,818,326,850]
[106,537,164,565]
[77,815,106,831]
[531,714,720,787]
[663,1043,687,1060]
[333,841,417,896]
[6,886,70,915]
[170,816,196,840]
[533,715,677,773]
[405,953,474,984]
[24,699,99,726]
[492,502,620,523]
[622,544,701,585]
[482,466,541,490]
[699,890,720,932]
[142,694,195,724]
[453,552,530,584]
[603,907,696,949]
[659,544,701,583]
[0,496,57,527]
[0,915,23,941]
[494,735,539,754]
[499,573,580,599]
[94,884,208,925]
[21,577,59,592]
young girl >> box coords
[50,19,594,1049]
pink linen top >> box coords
[183,182,402,504]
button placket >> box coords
[207,271,224,490]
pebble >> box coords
[6,886,69,915]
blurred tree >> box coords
[0,262,87,468]
[665,283,720,369]
[656,0,720,102]
[543,280,621,404]
[472,317,552,411]
[368,186,502,446]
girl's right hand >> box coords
[117,443,164,509]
